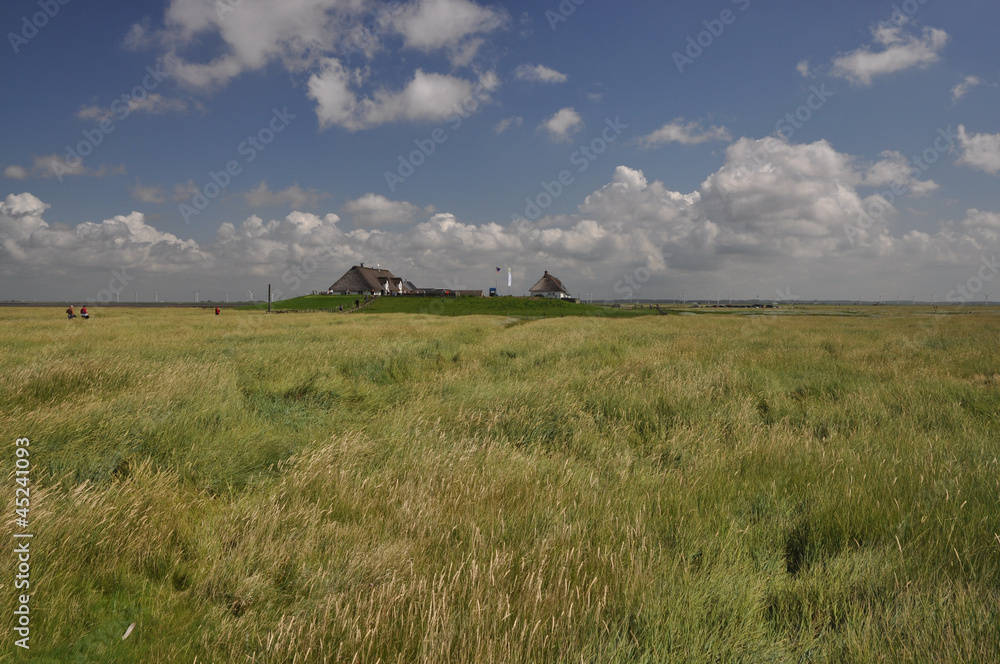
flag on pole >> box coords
[496,266,501,272]
[507,267,512,288]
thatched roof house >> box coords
[529,271,570,299]
[326,264,412,294]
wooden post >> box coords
[268,284,272,313]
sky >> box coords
[1,0,999,303]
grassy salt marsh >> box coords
[1,305,999,662]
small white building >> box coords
[529,271,570,299]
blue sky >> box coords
[2,0,999,302]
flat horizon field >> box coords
[2,306,999,662]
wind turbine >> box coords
[154,291,158,303]
[247,290,254,302]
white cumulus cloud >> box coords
[131,179,166,204]
[244,182,329,209]
[134,0,507,130]
[831,21,948,86]
[3,155,125,180]
[638,119,731,148]
[391,0,507,64]
[494,116,523,134]
[951,75,983,102]
[539,107,583,142]
[341,193,428,227]
[309,61,498,130]
[4,134,999,302]
[956,125,1000,175]
[513,63,567,84]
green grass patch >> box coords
[244,293,655,317]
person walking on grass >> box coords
[80,306,89,319]
[215,307,220,315]
[66,305,76,320]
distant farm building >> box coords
[529,271,570,299]
[326,264,413,295]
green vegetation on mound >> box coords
[244,293,654,317]
[241,293,357,311]
[1,307,999,662]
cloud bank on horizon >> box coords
[1,0,999,302]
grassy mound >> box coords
[244,293,655,317]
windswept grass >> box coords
[1,306,999,662]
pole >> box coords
[268,284,272,313]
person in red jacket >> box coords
[215,307,220,315]
[80,306,89,319]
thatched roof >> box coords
[327,265,411,293]
[529,271,568,294]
